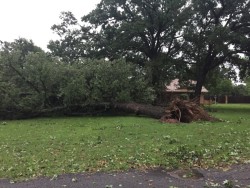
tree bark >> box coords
[113,103,166,119]
[62,103,166,119]
[194,74,205,100]
[194,59,212,101]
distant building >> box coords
[165,79,209,104]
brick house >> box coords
[165,79,209,104]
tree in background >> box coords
[208,78,233,97]
[48,12,88,64]
[231,84,248,96]
[205,67,235,96]
[50,0,250,100]
[82,0,190,60]
[183,0,250,98]
[49,0,192,93]
[245,77,250,95]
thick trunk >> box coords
[194,43,216,101]
[114,103,166,119]
[194,60,211,101]
[1,101,216,123]
[149,55,166,100]
[63,103,166,119]
[194,76,205,98]
[193,70,207,104]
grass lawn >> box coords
[0,104,250,181]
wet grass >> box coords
[0,104,249,181]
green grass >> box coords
[0,104,250,181]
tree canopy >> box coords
[49,0,192,92]
[182,0,250,96]
[82,0,190,61]
[49,0,250,98]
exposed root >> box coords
[161,98,217,123]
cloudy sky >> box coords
[0,0,101,50]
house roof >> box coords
[166,79,208,93]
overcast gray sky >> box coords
[0,0,101,50]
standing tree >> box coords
[50,0,250,101]
[183,0,250,98]
[49,0,191,93]
[82,0,190,60]
[48,12,88,64]
[205,66,235,96]
[244,77,250,95]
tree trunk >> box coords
[194,78,204,102]
[113,103,166,119]
[1,101,216,123]
[62,103,166,119]
[194,65,210,103]
[148,56,166,102]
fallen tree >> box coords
[113,103,166,119]
[113,99,217,123]
[0,99,217,123]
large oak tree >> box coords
[183,0,250,97]
[50,0,250,99]
[49,0,191,92]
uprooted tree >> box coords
[113,99,217,123]
[4,0,250,121]
[0,39,214,123]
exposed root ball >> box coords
[161,99,216,123]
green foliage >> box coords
[0,81,19,111]
[49,0,191,92]
[245,77,250,95]
[50,0,250,97]
[231,84,248,96]
[63,59,155,105]
[48,12,87,64]
[182,0,250,96]
[82,0,190,60]
[207,79,233,96]
[22,52,64,107]
[0,38,154,116]
[0,39,63,111]
[2,0,250,113]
